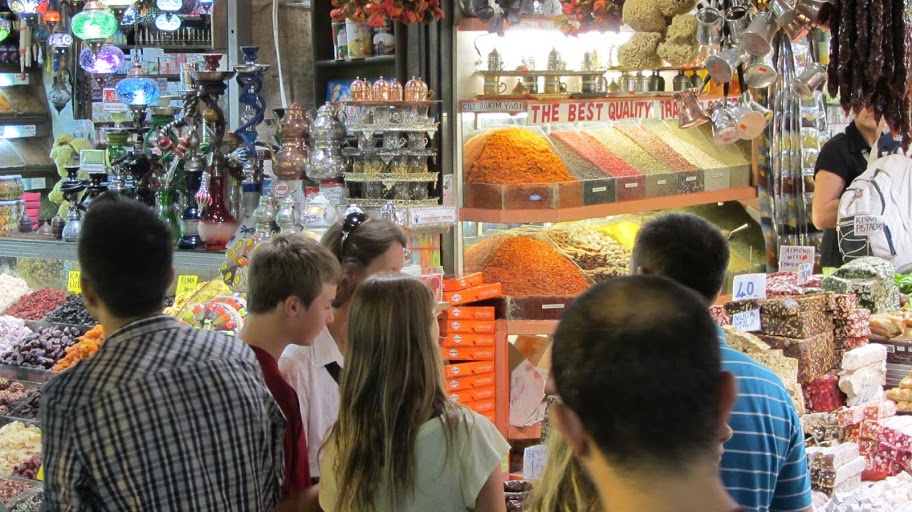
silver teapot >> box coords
[308,103,347,140]
[308,141,348,181]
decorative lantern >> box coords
[48,72,72,113]
[154,13,181,31]
[9,0,49,21]
[199,0,214,19]
[156,0,182,12]
[116,61,161,107]
[99,0,135,24]
[71,0,118,53]
[79,45,125,74]
[0,20,10,42]
[41,10,60,30]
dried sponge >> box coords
[618,32,663,68]
[658,41,698,66]
[665,14,698,43]
[658,0,698,17]
[623,0,668,33]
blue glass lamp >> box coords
[116,61,161,131]
[199,0,214,19]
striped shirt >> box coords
[718,327,812,512]
[40,315,286,511]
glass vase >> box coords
[155,188,181,245]
[198,174,238,251]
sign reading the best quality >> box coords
[733,273,767,300]
[854,215,884,236]
[527,100,654,124]
[779,245,816,284]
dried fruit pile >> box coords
[2,290,69,321]
[0,326,80,370]
[52,324,105,372]
[828,0,912,147]
[44,295,95,326]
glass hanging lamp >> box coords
[71,0,118,53]
[41,10,60,30]
[9,0,49,23]
[116,61,161,129]
[48,71,72,114]
[78,44,125,75]
[0,20,10,43]
[199,0,214,20]
[99,0,135,24]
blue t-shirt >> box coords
[718,328,812,512]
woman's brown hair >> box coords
[321,217,407,307]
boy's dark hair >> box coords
[77,192,173,318]
[631,213,730,304]
[247,233,342,314]
[552,275,722,471]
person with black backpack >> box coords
[812,108,891,267]
[279,210,408,484]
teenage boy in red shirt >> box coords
[241,233,341,511]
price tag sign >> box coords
[733,273,767,300]
[36,465,43,481]
[67,271,81,294]
[779,245,816,285]
[523,445,548,481]
[854,215,884,236]
[176,275,198,296]
[732,309,761,332]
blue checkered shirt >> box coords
[40,315,285,511]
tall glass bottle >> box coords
[198,174,239,251]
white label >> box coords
[712,172,724,178]
[79,150,106,174]
[103,102,129,112]
[272,181,291,196]
[732,310,761,332]
[592,186,607,193]
[686,176,697,182]
[523,445,548,481]
[410,206,457,227]
[460,101,525,113]
[778,245,815,285]
[733,273,767,300]
[657,179,668,185]
[854,215,884,236]
[541,304,565,310]
[22,125,35,137]
[262,159,275,179]
[624,182,638,188]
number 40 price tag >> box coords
[732,273,767,301]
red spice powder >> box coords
[466,236,591,297]
[464,128,574,184]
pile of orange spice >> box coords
[464,128,574,184]
[466,236,591,296]
[52,324,104,372]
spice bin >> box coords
[0,201,20,235]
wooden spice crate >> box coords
[580,177,617,205]
[463,182,584,210]
[645,172,677,198]
[704,168,732,192]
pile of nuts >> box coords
[0,326,80,370]
[8,491,41,511]
[548,226,631,283]
[0,478,32,506]
[0,381,29,415]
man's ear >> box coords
[283,295,302,317]
[168,267,176,289]
[551,403,590,459]
[718,371,738,428]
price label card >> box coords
[36,465,43,481]
[176,275,199,296]
[733,273,767,300]
[731,309,761,332]
[779,245,816,285]
[67,271,81,294]
[854,215,884,236]
[523,445,548,481]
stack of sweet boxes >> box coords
[806,443,866,496]
[441,273,503,424]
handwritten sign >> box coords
[779,245,816,284]
[854,215,884,236]
[527,99,654,124]
[175,275,199,296]
[67,271,81,294]
[523,445,548,481]
[733,273,767,300]
[732,309,761,332]
[459,100,525,113]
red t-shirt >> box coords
[251,346,311,495]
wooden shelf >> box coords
[460,187,758,224]
[315,55,396,68]
[505,320,559,336]
[115,45,221,52]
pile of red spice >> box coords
[466,236,591,297]
[3,289,70,321]
[464,128,574,184]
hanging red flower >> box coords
[553,0,623,35]
[331,0,445,26]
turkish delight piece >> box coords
[722,327,770,354]
[863,400,897,421]
[834,321,872,339]
[845,423,861,442]
[842,344,888,372]
[761,310,833,339]
[809,442,861,470]
[758,332,837,383]
[804,374,847,413]
[709,305,730,326]
[834,294,859,313]
[815,456,866,487]
[747,349,799,385]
